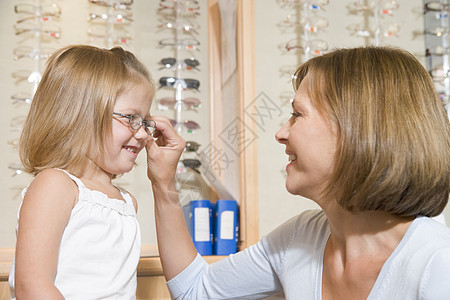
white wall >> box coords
[254,0,450,237]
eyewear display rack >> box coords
[138,2,260,296]
[9,0,61,177]
[423,0,450,119]
[347,0,400,46]
[276,0,329,63]
[156,0,206,203]
[275,0,329,126]
[157,0,201,134]
[87,0,133,48]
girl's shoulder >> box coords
[25,168,78,208]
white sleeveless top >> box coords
[9,169,141,299]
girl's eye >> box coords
[291,112,302,118]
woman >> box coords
[146,46,450,299]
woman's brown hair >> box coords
[293,46,450,217]
[20,45,155,178]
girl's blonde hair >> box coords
[294,46,450,217]
[20,45,155,177]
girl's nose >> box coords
[135,125,149,140]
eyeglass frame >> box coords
[424,1,449,13]
[159,76,200,91]
[14,3,62,16]
[159,57,200,71]
[89,0,133,10]
[113,112,156,135]
[285,38,328,54]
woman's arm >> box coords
[14,169,77,299]
[146,117,197,281]
[146,117,285,298]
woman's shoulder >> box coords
[396,217,450,298]
[391,216,450,273]
[271,209,327,236]
[262,209,328,250]
[410,216,450,245]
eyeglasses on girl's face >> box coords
[113,112,156,135]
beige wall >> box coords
[254,0,450,236]
[0,0,448,250]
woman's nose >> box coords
[275,121,289,144]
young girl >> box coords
[9,45,156,299]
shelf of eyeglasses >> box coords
[279,38,328,56]
[158,37,201,52]
[176,158,201,174]
[157,96,201,112]
[14,3,61,18]
[158,17,200,35]
[414,27,450,39]
[158,0,200,16]
[11,91,34,105]
[13,46,55,61]
[9,115,26,132]
[170,119,200,134]
[158,76,200,92]
[159,57,200,71]
[88,11,133,24]
[346,0,399,16]
[277,14,329,33]
[88,26,132,45]
[346,22,400,38]
[14,22,60,39]
[424,1,449,14]
[276,0,329,11]
[9,162,26,177]
[88,0,133,10]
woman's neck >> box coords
[323,201,414,260]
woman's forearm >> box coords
[152,180,197,281]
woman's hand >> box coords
[145,116,186,186]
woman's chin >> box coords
[285,180,299,196]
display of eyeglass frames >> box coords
[423,0,450,119]
[12,1,61,103]
[346,0,400,45]
[156,0,202,136]
[87,0,133,48]
[155,0,205,198]
[276,0,329,113]
[9,0,61,177]
[277,0,330,60]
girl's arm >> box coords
[146,117,197,281]
[14,169,77,299]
